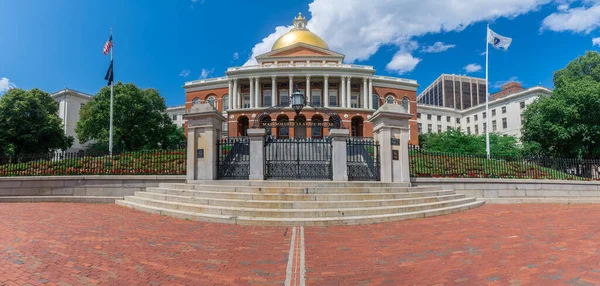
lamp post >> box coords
[291,85,305,115]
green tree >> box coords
[419,128,520,157]
[76,82,178,151]
[162,125,186,149]
[0,88,73,155]
[522,51,600,159]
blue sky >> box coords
[1,0,600,106]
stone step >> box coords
[157,183,438,194]
[0,196,119,203]
[122,196,476,218]
[145,187,456,201]
[135,191,467,209]
[184,180,412,188]
[116,199,485,226]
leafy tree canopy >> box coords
[0,88,73,155]
[522,51,600,159]
[76,82,180,152]
[418,128,521,158]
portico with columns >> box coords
[184,12,420,144]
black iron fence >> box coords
[347,138,380,181]
[0,149,186,177]
[409,145,600,180]
[216,137,250,180]
[264,137,332,180]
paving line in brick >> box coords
[285,226,306,286]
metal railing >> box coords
[0,149,186,177]
[347,138,380,181]
[216,137,250,180]
[409,145,600,180]
[264,137,332,180]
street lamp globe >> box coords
[291,87,305,115]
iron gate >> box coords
[264,137,332,180]
[347,138,380,181]
[216,137,250,180]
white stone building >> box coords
[51,89,93,152]
[416,85,552,139]
[165,105,186,127]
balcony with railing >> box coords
[227,62,374,72]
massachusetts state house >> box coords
[184,13,419,144]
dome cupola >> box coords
[271,13,329,51]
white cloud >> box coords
[200,68,214,79]
[557,4,569,11]
[493,76,522,88]
[480,51,487,56]
[464,63,482,73]
[179,69,190,77]
[541,3,600,33]
[0,77,16,94]
[233,52,239,60]
[593,37,600,46]
[245,0,552,73]
[421,42,456,53]
[386,52,421,74]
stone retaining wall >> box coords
[412,178,600,204]
[0,176,186,197]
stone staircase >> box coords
[116,181,485,226]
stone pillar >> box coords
[288,75,294,105]
[324,75,329,108]
[363,77,368,109]
[271,76,277,107]
[183,104,226,181]
[305,75,311,105]
[247,128,266,180]
[340,76,346,108]
[255,77,261,108]
[249,77,255,108]
[232,79,238,109]
[346,76,352,108]
[329,129,349,181]
[370,104,413,184]
[368,78,373,110]
[228,80,233,110]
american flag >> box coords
[103,35,113,55]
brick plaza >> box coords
[1,203,600,285]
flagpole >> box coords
[109,28,114,156]
[485,24,490,159]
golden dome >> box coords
[271,13,329,51]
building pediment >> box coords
[256,43,344,62]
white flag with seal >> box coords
[487,28,512,50]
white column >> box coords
[227,80,233,110]
[324,75,329,108]
[362,77,368,109]
[232,79,238,109]
[255,77,261,108]
[288,75,293,105]
[368,78,373,110]
[271,76,277,107]
[346,76,352,108]
[340,76,346,108]
[306,75,311,105]
[249,77,255,108]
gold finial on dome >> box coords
[271,12,329,51]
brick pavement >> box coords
[1,203,600,285]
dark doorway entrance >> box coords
[237,116,249,136]
[294,115,307,139]
[351,116,364,137]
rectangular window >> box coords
[172,115,177,121]
[483,122,487,132]
[417,113,421,119]
[520,114,525,125]
[280,90,289,105]
[502,106,507,114]
[427,124,432,133]
[437,125,442,133]
[418,123,422,134]
[242,93,250,108]
[446,116,451,123]
[223,96,229,111]
[467,127,471,134]
[351,91,359,108]
[263,90,272,107]
[483,112,486,119]
[80,103,85,109]
[474,114,478,121]
[312,90,322,107]
[475,125,479,134]
[329,90,338,107]
[492,109,496,116]
[456,118,461,124]
[466,117,470,123]
[427,114,432,120]
[520,101,525,109]
[437,115,441,121]
[503,118,507,129]
[492,120,497,132]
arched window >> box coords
[385,95,395,104]
[207,96,216,108]
[372,94,380,110]
[192,97,201,105]
[402,97,410,112]
[222,95,229,111]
